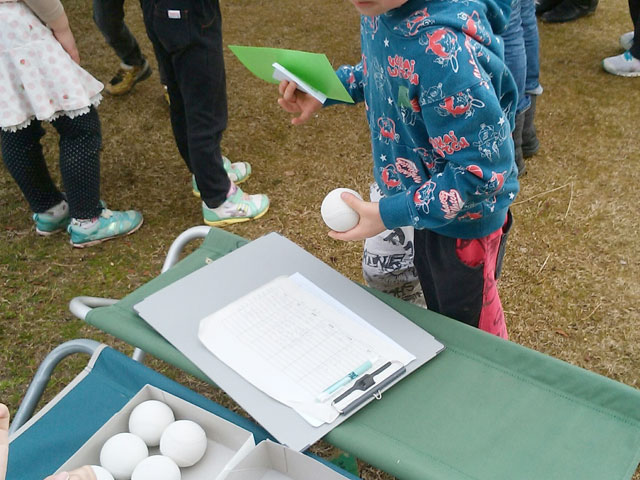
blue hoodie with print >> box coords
[335,0,519,239]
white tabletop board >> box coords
[134,232,444,451]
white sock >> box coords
[71,218,98,229]
[43,199,68,219]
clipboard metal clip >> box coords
[331,361,406,415]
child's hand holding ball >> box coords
[321,188,363,232]
[321,187,386,241]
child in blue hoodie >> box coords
[278,0,518,339]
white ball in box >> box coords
[91,465,115,480]
[56,384,256,480]
[99,432,149,480]
[131,455,181,480]
[129,400,176,447]
[160,420,208,467]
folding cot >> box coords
[7,339,361,480]
[14,226,640,479]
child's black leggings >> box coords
[0,107,103,220]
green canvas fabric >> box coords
[86,227,640,480]
[87,228,248,383]
[325,294,640,480]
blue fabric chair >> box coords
[7,340,360,480]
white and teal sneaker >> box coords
[33,199,70,236]
[67,208,143,248]
[202,185,269,226]
[192,156,252,198]
[602,50,640,77]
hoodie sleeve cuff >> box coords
[379,193,414,230]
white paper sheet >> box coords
[198,275,414,426]
[271,62,328,104]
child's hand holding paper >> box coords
[277,79,323,126]
[228,45,353,125]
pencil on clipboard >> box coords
[331,361,406,415]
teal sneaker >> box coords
[192,156,252,198]
[67,208,143,248]
[35,199,109,236]
[33,200,70,236]
[202,185,269,226]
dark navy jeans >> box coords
[141,0,230,208]
[93,0,146,67]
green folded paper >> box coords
[228,45,354,104]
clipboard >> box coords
[134,233,444,451]
[196,273,416,427]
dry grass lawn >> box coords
[1,0,640,478]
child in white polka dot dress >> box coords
[0,0,143,247]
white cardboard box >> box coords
[57,384,256,480]
[224,440,352,480]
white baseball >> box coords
[159,420,208,468]
[321,188,363,232]
[128,400,175,447]
[131,455,181,480]
[99,433,148,480]
[90,465,115,480]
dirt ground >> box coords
[1,0,639,478]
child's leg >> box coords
[0,122,66,213]
[413,213,512,339]
[363,229,426,306]
[501,0,528,175]
[522,0,541,157]
[141,0,229,208]
[362,183,425,306]
[631,0,640,59]
[52,107,143,247]
[146,35,193,172]
[92,0,145,67]
[50,108,103,220]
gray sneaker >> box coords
[620,31,634,51]
[602,51,640,77]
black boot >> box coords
[541,0,598,22]
[513,112,526,177]
[535,0,563,15]
[522,95,539,158]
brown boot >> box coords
[105,60,152,96]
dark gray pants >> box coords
[93,0,146,67]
